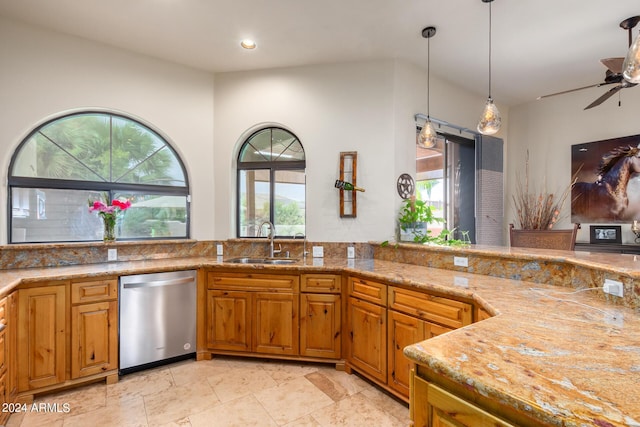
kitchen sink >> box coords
[225,257,298,264]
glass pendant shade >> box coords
[477,97,501,135]
[418,119,438,148]
[622,31,640,84]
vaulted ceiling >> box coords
[2,0,640,107]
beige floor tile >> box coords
[6,411,25,427]
[189,394,278,427]
[169,358,232,387]
[309,393,406,427]
[254,376,334,425]
[144,380,219,426]
[62,396,147,427]
[260,360,321,384]
[360,384,410,424]
[37,382,107,418]
[281,414,323,427]
[206,366,278,403]
[107,367,175,404]
[305,367,369,401]
[9,405,64,427]
[10,358,409,427]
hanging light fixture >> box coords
[418,26,438,149]
[622,16,640,84]
[477,0,501,135]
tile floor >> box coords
[7,357,410,427]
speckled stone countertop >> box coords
[2,252,639,426]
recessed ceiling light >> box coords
[241,39,256,50]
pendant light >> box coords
[418,26,438,149]
[622,16,640,84]
[477,0,501,135]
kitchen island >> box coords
[0,241,638,426]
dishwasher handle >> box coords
[122,276,195,289]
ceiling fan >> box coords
[537,15,640,110]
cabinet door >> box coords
[71,301,117,378]
[17,285,67,391]
[6,292,17,401]
[207,290,251,352]
[300,293,341,359]
[347,297,387,382]
[254,293,299,355]
[388,310,425,397]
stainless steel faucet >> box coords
[294,232,308,258]
[259,221,280,258]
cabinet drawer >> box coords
[71,278,118,304]
[301,274,342,293]
[348,276,387,306]
[208,272,299,292]
[427,381,515,427]
[389,286,471,329]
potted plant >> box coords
[398,197,445,243]
[510,152,579,249]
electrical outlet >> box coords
[603,279,624,297]
[216,244,224,256]
[454,256,468,267]
[347,246,355,259]
[312,246,324,258]
[107,248,117,261]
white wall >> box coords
[0,17,216,243]
[508,85,640,243]
[1,17,505,244]
[213,60,495,242]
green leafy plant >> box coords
[381,228,469,247]
[397,198,444,243]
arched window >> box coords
[237,127,305,237]
[8,111,190,243]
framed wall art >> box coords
[571,134,640,223]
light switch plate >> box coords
[312,246,324,258]
[107,248,117,262]
[454,256,468,267]
[347,246,355,259]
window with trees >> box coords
[237,127,305,238]
[8,111,190,243]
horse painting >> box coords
[572,145,640,222]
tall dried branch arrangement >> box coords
[512,151,576,230]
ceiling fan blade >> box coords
[537,83,608,100]
[600,57,624,74]
[584,85,623,110]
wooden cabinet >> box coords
[17,278,118,399]
[388,286,471,398]
[0,296,9,426]
[347,276,387,382]
[6,292,17,404]
[254,292,298,355]
[207,290,251,352]
[300,274,341,359]
[70,278,118,379]
[17,283,67,391]
[206,272,299,356]
[411,372,515,427]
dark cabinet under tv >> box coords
[575,243,640,255]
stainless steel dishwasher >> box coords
[119,270,197,375]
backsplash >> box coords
[1,238,637,309]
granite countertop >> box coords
[1,255,638,426]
